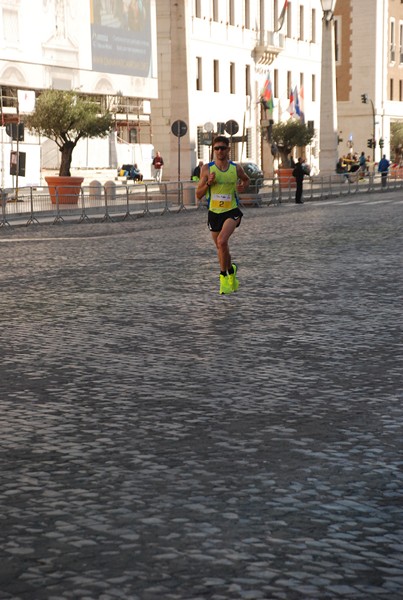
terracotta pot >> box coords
[276,168,296,189]
[45,176,84,204]
[390,166,403,179]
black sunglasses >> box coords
[213,146,228,151]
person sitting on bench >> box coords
[129,164,143,182]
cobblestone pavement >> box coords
[0,192,402,600]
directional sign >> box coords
[200,132,213,145]
[225,120,239,135]
[171,120,188,137]
[230,135,247,143]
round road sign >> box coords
[171,120,188,137]
[225,120,239,135]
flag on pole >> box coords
[260,71,274,114]
[275,0,288,32]
[298,85,305,124]
[295,86,300,119]
[286,87,295,116]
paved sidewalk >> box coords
[0,192,402,599]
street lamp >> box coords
[321,0,337,21]
[319,0,338,176]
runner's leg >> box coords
[214,218,237,272]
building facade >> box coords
[0,0,158,186]
[0,0,402,188]
[152,0,324,180]
[335,0,403,163]
[153,0,403,178]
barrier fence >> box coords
[0,180,201,228]
[1,172,402,228]
[267,170,403,204]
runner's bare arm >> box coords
[196,165,215,199]
[236,164,250,193]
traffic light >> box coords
[379,138,384,149]
[5,122,24,141]
[361,93,368,104]
[367,138,373,148]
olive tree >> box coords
[270,120,315,168]
[25,89,113,176]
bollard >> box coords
[89,180,103,203]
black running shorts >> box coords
[207,207,243,232]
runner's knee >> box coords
[216,233,229,251]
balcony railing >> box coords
[253,31,285,65]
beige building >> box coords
[335,0,403,163]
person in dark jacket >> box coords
[378,155,390,188]
[152,151,164,182]
[129,164,143,182]
[293,157,305,204]
[192,161,204,180]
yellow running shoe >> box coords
[228,263,239,292]
[219,274,233,295]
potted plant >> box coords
[390,121,403,178]
[25,89,112,204]
[271,120,315,188]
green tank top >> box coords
[207,162,239,214]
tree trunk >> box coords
[59,142,75,176]
[279,149,291,168]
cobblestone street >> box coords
[0,192,402,599]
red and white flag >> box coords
[286,87,295,116]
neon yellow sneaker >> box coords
[228,263,239,292]
[219,274,233,295]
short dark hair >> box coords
[212,135,229,147]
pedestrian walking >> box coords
[196,136,249,295]
[378,154,390,188]
[293,157,305,204]
[152,151,164,182]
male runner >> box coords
[196,136,249,295]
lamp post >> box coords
[319,0,338,176]
[361,93,376,162]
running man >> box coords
[196,136,249,295]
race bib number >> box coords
[210,194,232,209]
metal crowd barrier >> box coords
[0,180,205,228]
[266,170,403,204]
[1,172,402,228]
